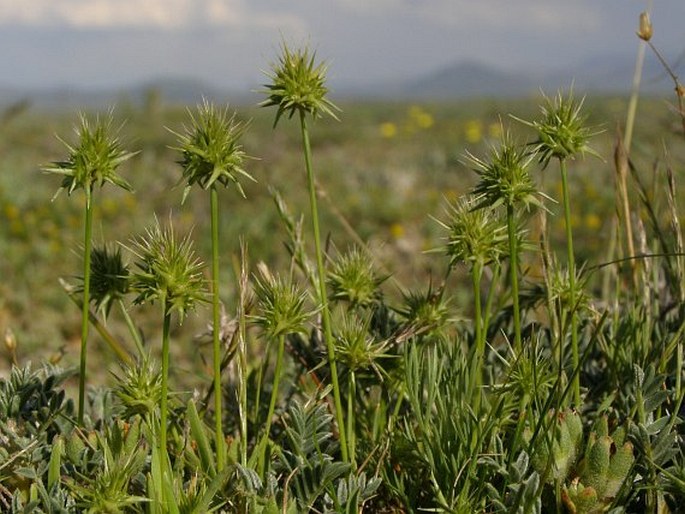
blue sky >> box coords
[0,0,682,90]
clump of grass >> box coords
[44,112,136,423]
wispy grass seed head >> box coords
[173,100,255,204]
[468,131,542,211]
[434,195,508,269]
[44,112,135,202]
[328,247,384,308]
[251,266,315,339]
[523,91,598,167]
[260,42,340,127]
[128,219,207,322]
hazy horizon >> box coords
[0,1,682,92]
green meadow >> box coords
[1,39,685,511]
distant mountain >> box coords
[386,55,680,100]
[0,77,253,110]
[399,60,539,99]
[0,53,680,109]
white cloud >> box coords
[0,0,303,31]
[331,0,600,33]
[449,0,602,32]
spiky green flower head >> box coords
[251,265,316,339]
[433,195,508,270]
[260,42,340,127]
[546,257,590,313]
[128,219,207,322]
[44,111,135,203]
[172,99,255,204]
[112,356,162,420]
[523,90,599,167]
[334,313,390,375]
[396,283,451,338]
[328,247,385,308]
[78,243,130,318]
[468,130,542,211]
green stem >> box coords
[469,261,484,411]
[347,371,356,468]
[560,159,580,406]
[117,298,144,358]
[299,111,348,463]
[238,247,249,469]
[78,194,93,425]
[160,306,172,477]
[507,204,522,353]
[210,186,226,472]
[258,334,285,477]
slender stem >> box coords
[258,334,285,477]
[117,298,144,358]
[210,186,226,472]
[624,36,647,155]
[347,371,356,468]
[469,261,484,411]
[238,241,249,468]
[507,204,522,352]
[560,159,580,406]
[61,279,132,365]
[160,306,171,476]
[78,194,93,425]
[299,111,348,462]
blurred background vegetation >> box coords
[0,92,683,389]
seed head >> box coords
[44,112,135,202]
[396,283,451,336]
[468,130,541,211]
[128,219,207,322]
[328,247,385,308]
[113,357,162,420]
[4,328,16,354]
[79,243,130,318]
[260,42,340,127]
[172,100,255,204]
[523,90,598,166]
[434,195,508,269]
[251,265,316,339]
[334,313,390,376]
[637,11,653,42]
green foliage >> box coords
[4,36,685,513]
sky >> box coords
[0,0,683,91]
